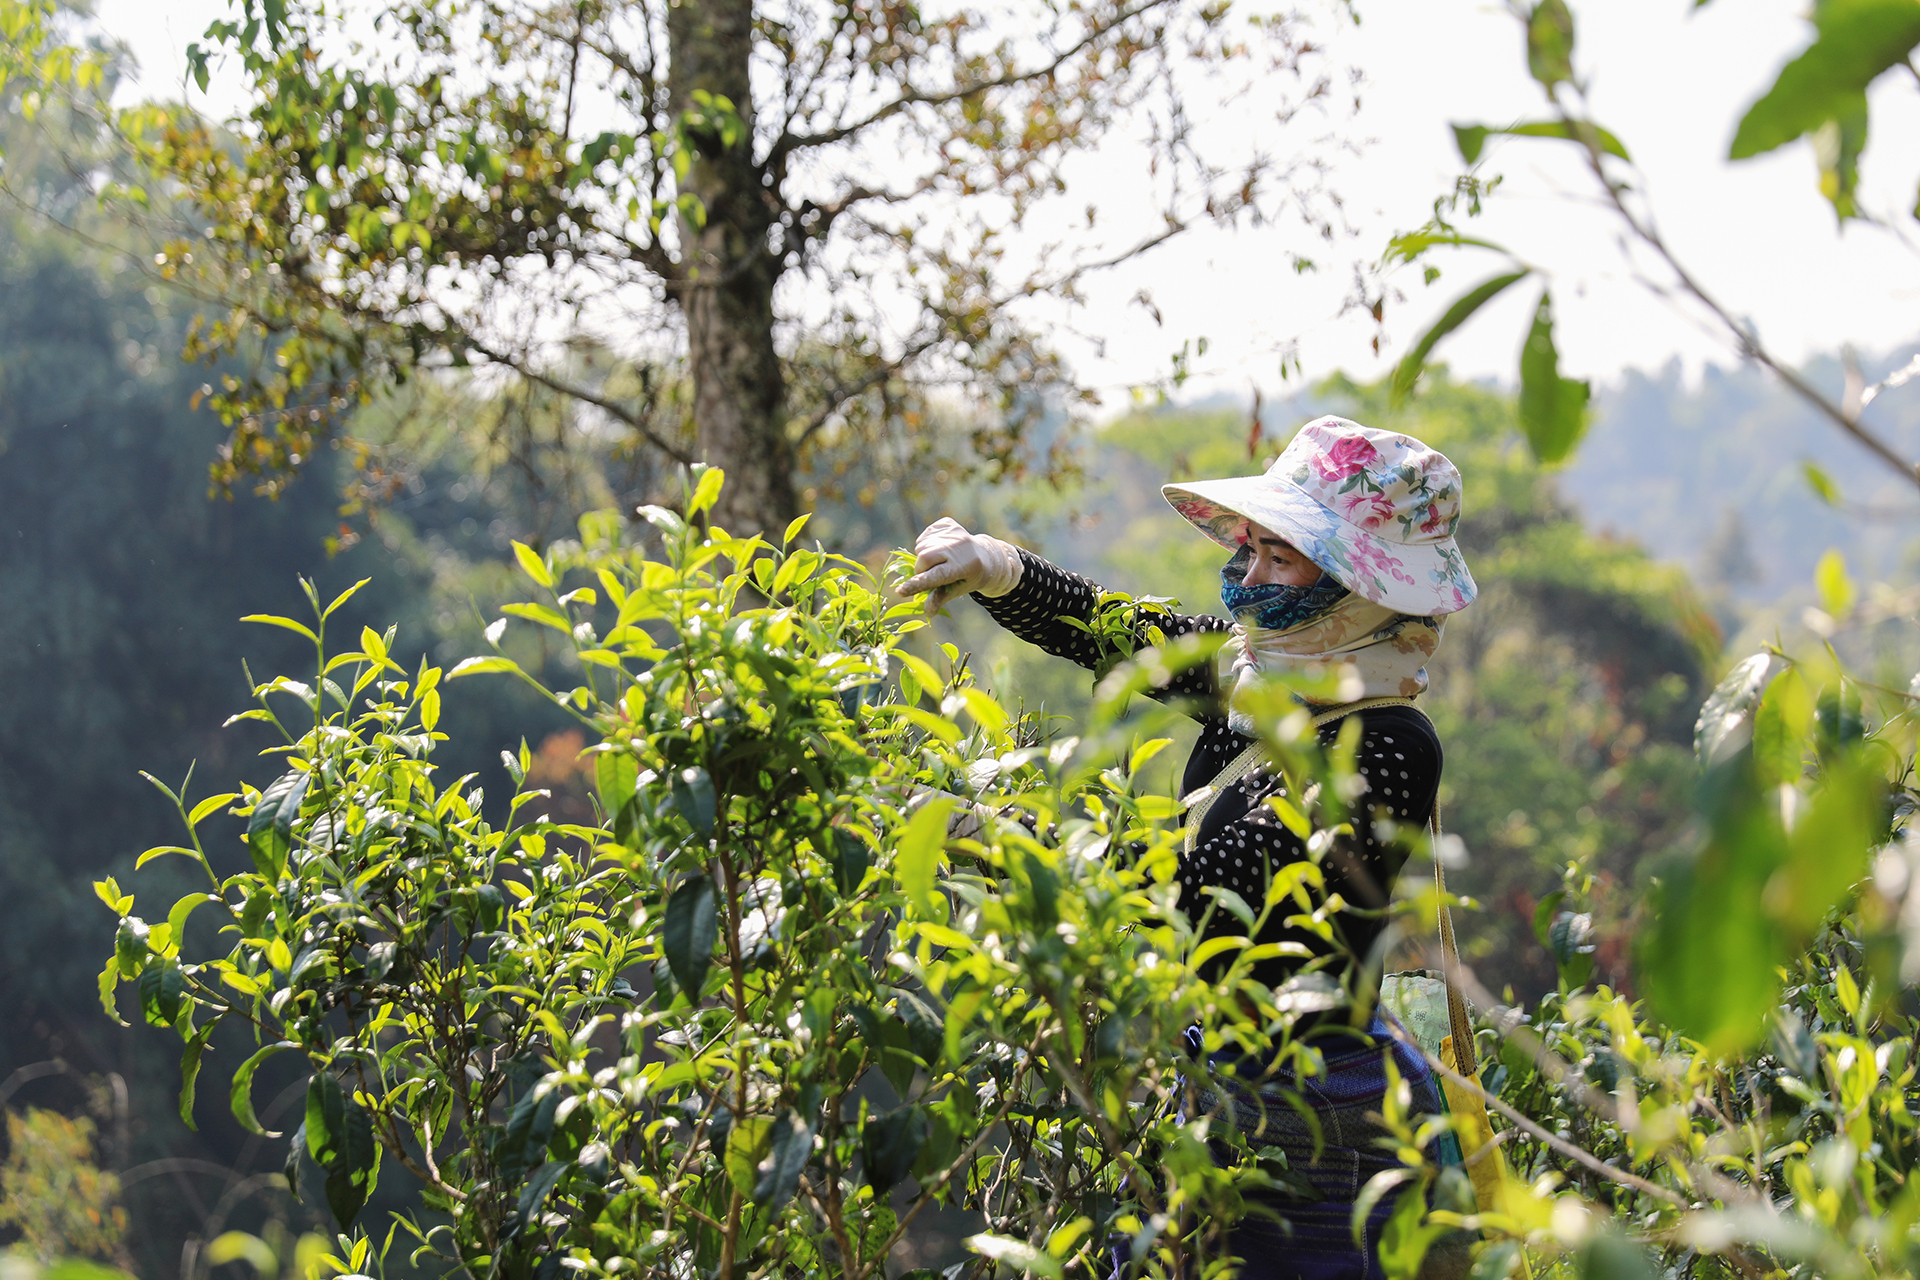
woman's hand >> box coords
[896,517,1024,613]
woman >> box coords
[898,416,1477,1279]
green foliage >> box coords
[0,1108,126,1266]
[1728,0,1920,167]
[107,474,1415,1279]
[1516,290,1591,465]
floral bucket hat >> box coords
[1162,416,1478,617]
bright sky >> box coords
[92,0,1920,404]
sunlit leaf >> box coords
[966,1232,1063,1279]
[1517,289,1591,464]
[1802,461,1842,505]
[449,654,521,680]
[1815,548,1856,617]
[897,798,953,917]
[1695,652,1786,767]
[1451,119,1629,166]
[1730,0,1920,159]
[230,1041,297,1137]
[511,540,554,589]
[1526,0,1576,89]
[1390,272,1529,405]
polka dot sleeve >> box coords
[975,549,1228,705]
[1184,707,1442,990]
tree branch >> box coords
[775,0,1179,156]
[460,337,695,466]
[1550,88,1920,492]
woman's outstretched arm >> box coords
[975,549,1227,705]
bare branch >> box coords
[457,338,695,466]
[1548,85,1920,492]
[776,0,1180,156]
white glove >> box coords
[896,517,1025,614]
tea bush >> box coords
[101,470,1404,1280]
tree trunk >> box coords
[667,0,797,537]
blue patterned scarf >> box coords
[1219,544,1350,630]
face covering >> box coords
[1219,544,1351,630]
[1216,544,1444,733]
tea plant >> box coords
[101,470,1389,1280]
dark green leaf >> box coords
[1517,290,1591,464]
[496,1085,563,1186]
[138,959,185,1027]
[178,1019,218,1130]
[1020,852,1060,928]
[1390,272,1529,405]
[115,917,150,978]
[1548,911,1595,964]
[306,1072,348,1168]
[1549,911,1597,987]
[239,890,272,940]
[662,875,718,1000]
[1579,1229,1660,1280]
[852,1003,919,1099]
[832,829,871,896]
[1817,684,1867,752]
[323,1104,378,1229]
[230,1041,297,1136]
[247,770,310,882]
[752,1110,813,1210]
[286,1122,306,1200]
[473,883,505,933]
[862,1105,929,1192]
[670,767,717,836]
[1527,0,1576,88]
[1531,890,1567,948]
[1730,0,1920,159]
[894,990,944,1066]
[512,1160,572,1238]
[1452,120,1630,166]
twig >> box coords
[1416,1043,1687,1208]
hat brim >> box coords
[1162,474,1477,617]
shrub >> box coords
[100,471,1381,1280]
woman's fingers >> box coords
[898,516,990,612]
[896,556,967,598]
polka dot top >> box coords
[978,550,1443,993]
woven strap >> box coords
[1183,695,1476,1074]
[1430,791,1476,1078]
